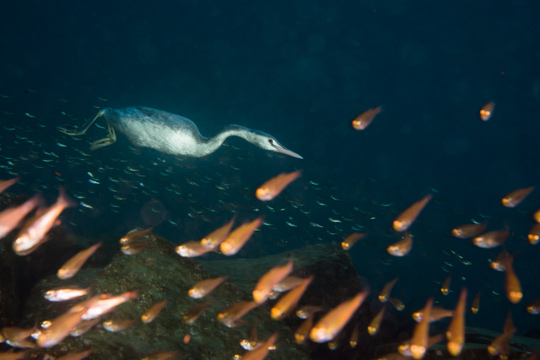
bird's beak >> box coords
[277,146,303,159]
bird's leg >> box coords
[58,110,105,136]
[90,119,117,150]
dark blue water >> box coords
[1,0,540,341]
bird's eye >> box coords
[268,138,274,146]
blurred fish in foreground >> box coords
[341,232,366,250]
[379,278,398,303]
[451,222,487,239]
[479,101,495,121]
[271,275,313,320]
[188,277,227,299]
[253,258,294,304]
[0,177,19,194]
[392,194,432,232]
[0,194,41,239]
[409,297,432,359]
[220,217,262,256]
[57,242,102,279]
[256,170,302,201]
[501,186,534,208]
[44,287,91,302]
[446,288,467,356]
[387,232,413,256]
[504,257,522,304]
[310,290,369,343]
[13,187,76,255]
[239,332,278,360]
[472,226,509,248]
[120,226,154,245]
[142,299,169,323]
[351,106,382,130]
[37,296,100,347]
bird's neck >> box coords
[200,124,256,157]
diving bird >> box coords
[58,106,303,159]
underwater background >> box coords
[0,0,540,358]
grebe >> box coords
[59,106,303,159]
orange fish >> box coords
[490,247,511,271]
[351,106,382,130]
[121,241,153,255]
[0,177,19,194]
[387,232,413,256]
[183,301,211,325]
[479,101,495,121]
[528,223,540,245]
[379,278,398,303]
[393,194,432,232]
[368,305,385,336]
[37,296,99,347]
[2,326,36,348]
[69,318,100,337]
[526,299,540,314]
[309,290,369,343]
[488,329,514,357]
[44,287,91,302]
[188,277,227,299]
[296,305,323,319]
[504,257,522,304]
[82,291,138,320]
[503,310,515,334]
[412,306,453,323]
[389,297,405,311]
[256,170,302,201]
[451,222,487,239]
[273,276,304,292]
[446,288,467,356]
[399,334,444,358]
[341,233,367,251]
[349,322,360,348]
[240,332,278,360]
[253,258,294,304]
[57,242,102,280]
[120,226,154,245]
[176,240,216,257]
[471,291,481,314]
[441,275,451,296]
[240,322,259,351]
[142,300,168,323]
[472,227,509,248]
[220,217,262,256]
[217,301,259,328]
[200,217,235,248]
[0,194,41,239]
[13,187,76,255]
[488,312,515,357]
[327,331,345,350]
[410,297,433,359]
[102,318,137,332]
[271,275,313,320]
[295,315,313,344]
[534,208,540,223]
[502,186,535,207]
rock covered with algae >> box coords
[21,234,311,359]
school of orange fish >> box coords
[0,102,538,360]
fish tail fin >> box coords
[57,186,78,208]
